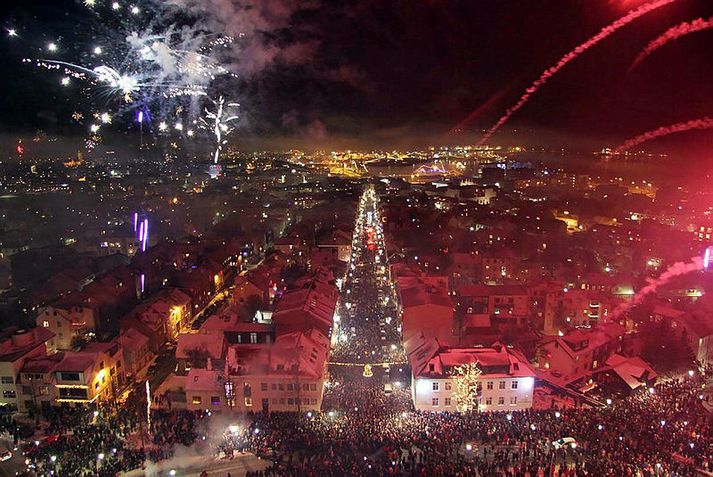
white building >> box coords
[406,335,535,412]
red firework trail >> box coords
[630,16,713,71]
[608,116,713,158]
[477,0,677,146]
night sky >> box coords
[1,0,712,151]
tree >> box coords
[449,362,483,412]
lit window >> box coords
[498,397,505,405]
[245,397,253,407]
[432,382,439,391]
[499,381,506,389]
[445,382,451,391]
[192,396,202,405]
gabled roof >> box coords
[117,328,149,349]
[456,284,528,297]
[21,353,63,374]
[399,286,453,309]
[185,368,224,392]
[0,328,55,363]
[55,351,99,373]
[176,332,226,360]
[602,353,657,389]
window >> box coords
[444,382,452,391]
[244,397,253,407]
[43,321,49,328]
[271,384,277,391]
[444,397,451,406]
[1,376,13,384]
[250,333,258,344]
[432,382,439,391]
[486,397,492,405]
[487,381,493,390]
[211,396,221,405]
[192,396,202,405]
[278,383,284,391]
[428,363,435,372]
[303,383,309,391]
[2,390,16,399]
[499,381,506,390]
[21,386,31,395]
[311,398,317,405]
[287,383,294,391]
[58,388,87,399]
[243,383,252,396]
[261,383,268,392]
[511,381,518,390]
[432,398,439,406]
[39,385,50,396]
[498,397,505,405]
[510,396,517,405]
[310,384,317,391]
[60,372,80,381]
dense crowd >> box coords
[331,193,402,364]
[25,405,145,477]
[237,376,712,477]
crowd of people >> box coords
[237,375,711,476]
[331,190,402,365]
[12,190,713,476]
[14,370,711,477]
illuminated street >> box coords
[332,184,403,365]
[1,1,713,476]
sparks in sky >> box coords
[200,96,240,164]
[629,16,713,71]
[18,0,239,147]
[476,0,678,145]
[607,117,713,158]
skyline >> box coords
[0,0,712,154]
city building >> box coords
[406,335,535,412]
[0,328,55,414]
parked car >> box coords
[552,437,577,449]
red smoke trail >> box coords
[448,82,514,136]
[608,117,713,157]
[630,16,713,71]
[476,0,677,146]
[609,255,704,321]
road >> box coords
[330,184,405,384]
[0,440,27,477]
[120,453,268,477]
